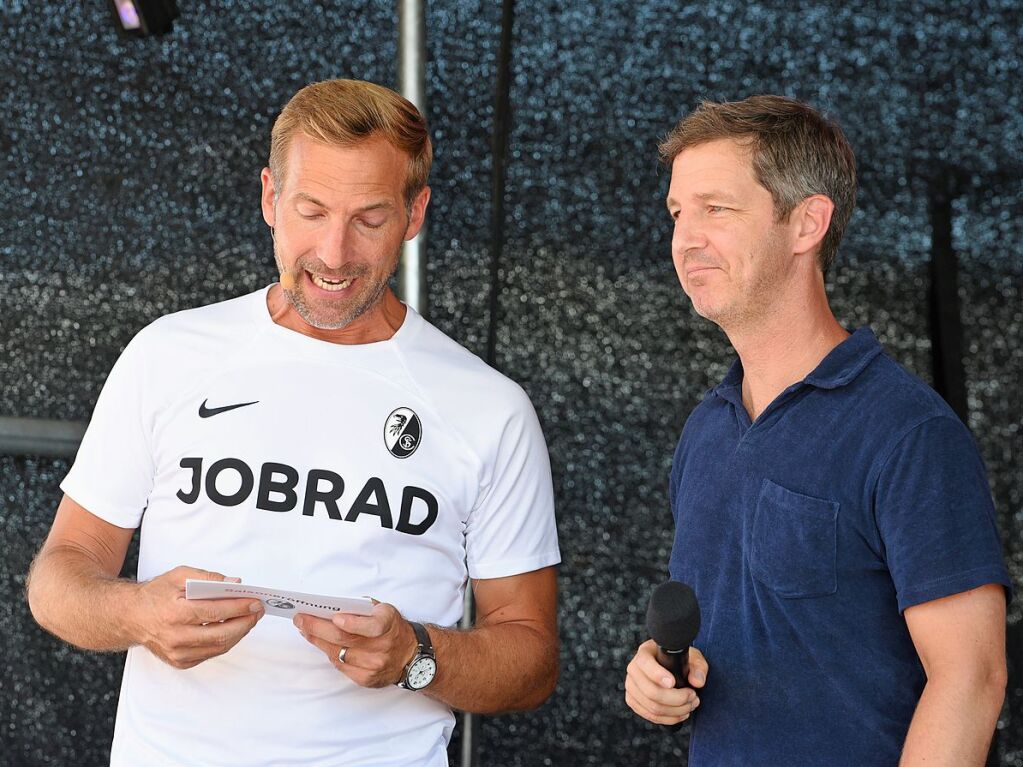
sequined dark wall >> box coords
[2,2,1021,765]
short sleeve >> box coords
[875,415,1011,612]
[464,392,560,580]
[60,328,156,529]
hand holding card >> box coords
[185,579,374,619]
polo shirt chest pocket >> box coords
[750,479,839,598]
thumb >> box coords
[187,567,241,583]
[688,647,709,688]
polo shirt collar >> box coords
[712,327,882,403]
[803,327,882,389]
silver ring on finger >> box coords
[337,646,348,664]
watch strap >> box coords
[409,621,433,655]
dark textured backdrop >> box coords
[2,2,1021,765]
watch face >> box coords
[406,657,437,690]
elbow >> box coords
[929,656,1008,712]
[978,665,1008,726]
[25,551,73,640]
[25,557,53,633]
[525,657,560,711]
[472,638,559,715]
[511,644,560,713]
[970,654,1008,708]
[984,658,1008,706]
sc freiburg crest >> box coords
[385,408,422,459]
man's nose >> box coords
[317,221,352,269]
[672,211,708,256]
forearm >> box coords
[424,620,559,714]
[27,545,142,652]
[900,673,1005,766]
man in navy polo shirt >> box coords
[624,96,1010,765]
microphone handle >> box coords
[655,645,690,733]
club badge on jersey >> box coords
[385,408,422,459]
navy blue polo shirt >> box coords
[668,327,1010,767]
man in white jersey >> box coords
[27,79,561,766]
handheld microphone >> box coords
[645,580,701,731]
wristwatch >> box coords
[397,621,437,690]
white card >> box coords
[184,579,375,619]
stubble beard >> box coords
[274,243,402,330]
[693,228,790,335]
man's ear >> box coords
[260,167,277,228]
[404,186,432,241]
[792,194,834,258]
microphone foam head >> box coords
[646,581,701,651]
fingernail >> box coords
[333,615,346,628]
[693,697,700,708]
[694,670,706,685]
[250,602,263,613]
[662,676,674,688]
[227,577,242,583]
[293,616,303,628]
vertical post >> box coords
[486,0,515,372]
[456,4,516,763]
[927,174,968,423]
[398,0,427,315]
[459,585,478,767]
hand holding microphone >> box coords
[625,581,706,730]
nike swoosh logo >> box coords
[199,399,259,418]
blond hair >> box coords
[659,96,856,273]
[269,79,432,210]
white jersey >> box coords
[61,286,560,767]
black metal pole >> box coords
[485,0,515,371]
[927,175,1002,764]
[462,3,516,765]
[927,174,968,423]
